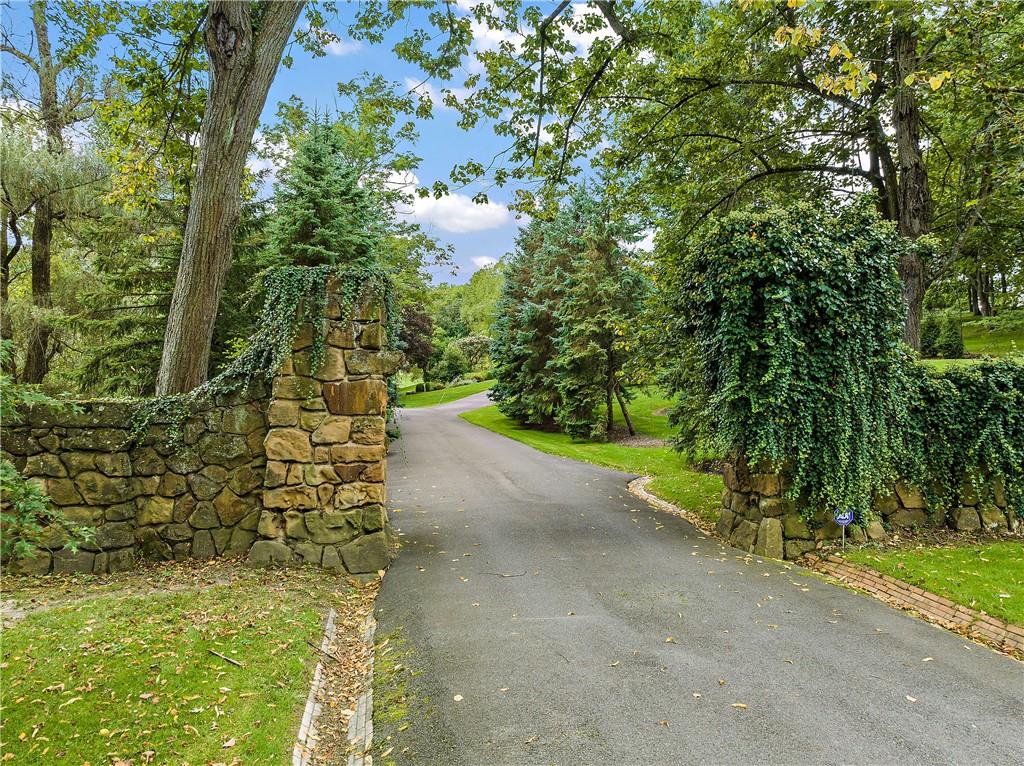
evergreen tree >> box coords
[490,191,648,438]
[935,315,965,358]
[551,193,647,439]
[490,221,557,425]
[265,120,380,268]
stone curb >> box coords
[347,613,378,766]
[804,553,1024,658]
[293,608,338,766]
[627,476,718,537]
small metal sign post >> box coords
[834,508,855,550]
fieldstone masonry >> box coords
[2,279,401,576]
[718,454,1019,560]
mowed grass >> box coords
[845,542,1024,626]
[400,379,494,408]
[0,565,369,765]
[460,391,723,524]
[962,315,1023,357]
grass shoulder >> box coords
[843,540,1024,626]
[400,379,494,409]
[0,561,376,764]
[459,393,722,525]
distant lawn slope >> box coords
[962,312,1023,357]
[845,542,1024,626]
[401,379,494,408]
[460,391,722,524]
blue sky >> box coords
[264,5,530,284]
[3,2,607,284]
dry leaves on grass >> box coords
[308,579,381,766]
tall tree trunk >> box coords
[156,0,303,395]
[892,22,933,352]
[23,0,63,384]
[978,272,994,317]
[605,345,614,433]
[0,211,17,378]
[614,383,635,437]
[22,198,54,383]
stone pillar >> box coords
[250,281,402,572]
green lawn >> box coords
[0,565,372,764]
[400,379,494,408]
[963,314,1024,357]
[459,392,723,524]
[918,357,988,371]
[844,542,1024,626]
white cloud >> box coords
[247,130,291,190]
[564,4,611,53]
[410,193,510,233]
[390,170,510,233]
[471,256,498,269]
[635,230,656,252]
[404,77,470,110]
[326,37,361,56]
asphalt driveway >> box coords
[375,391,1023,765]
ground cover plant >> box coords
[844,541,1024,626]
[662,201,1024,525]
[400,379,494,409]
[0,561,377,765]
[461,391,722,524]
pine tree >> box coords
[550,191,646,439]
[265,120,380,267]
[490,190,648,438]
[490,220,558,425]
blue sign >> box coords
[834,508,855,527]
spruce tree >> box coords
[490,189,648,438]
[490,221,558,425]
[265,120,380,267]
[550,191,646,439]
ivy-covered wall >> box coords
[718,457,1018,561]
[2,281,402,575]
[664,202,1022,559]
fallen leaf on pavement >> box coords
[453,694,463,702]
[731,703,747,710]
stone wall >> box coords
[717,455,1018,560]
[2,281,401,576]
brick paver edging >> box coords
[804,553,1024,658]
[346,613,377,766]
[293,608,338,766]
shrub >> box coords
[427,381,445,391]
[920,314,941,357]
[414,382,426,393]
[0,341,93,563]
[435,344,469,383]
[451,335,492,370]
[935,315,964,358]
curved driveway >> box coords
[375,392,1022,765]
